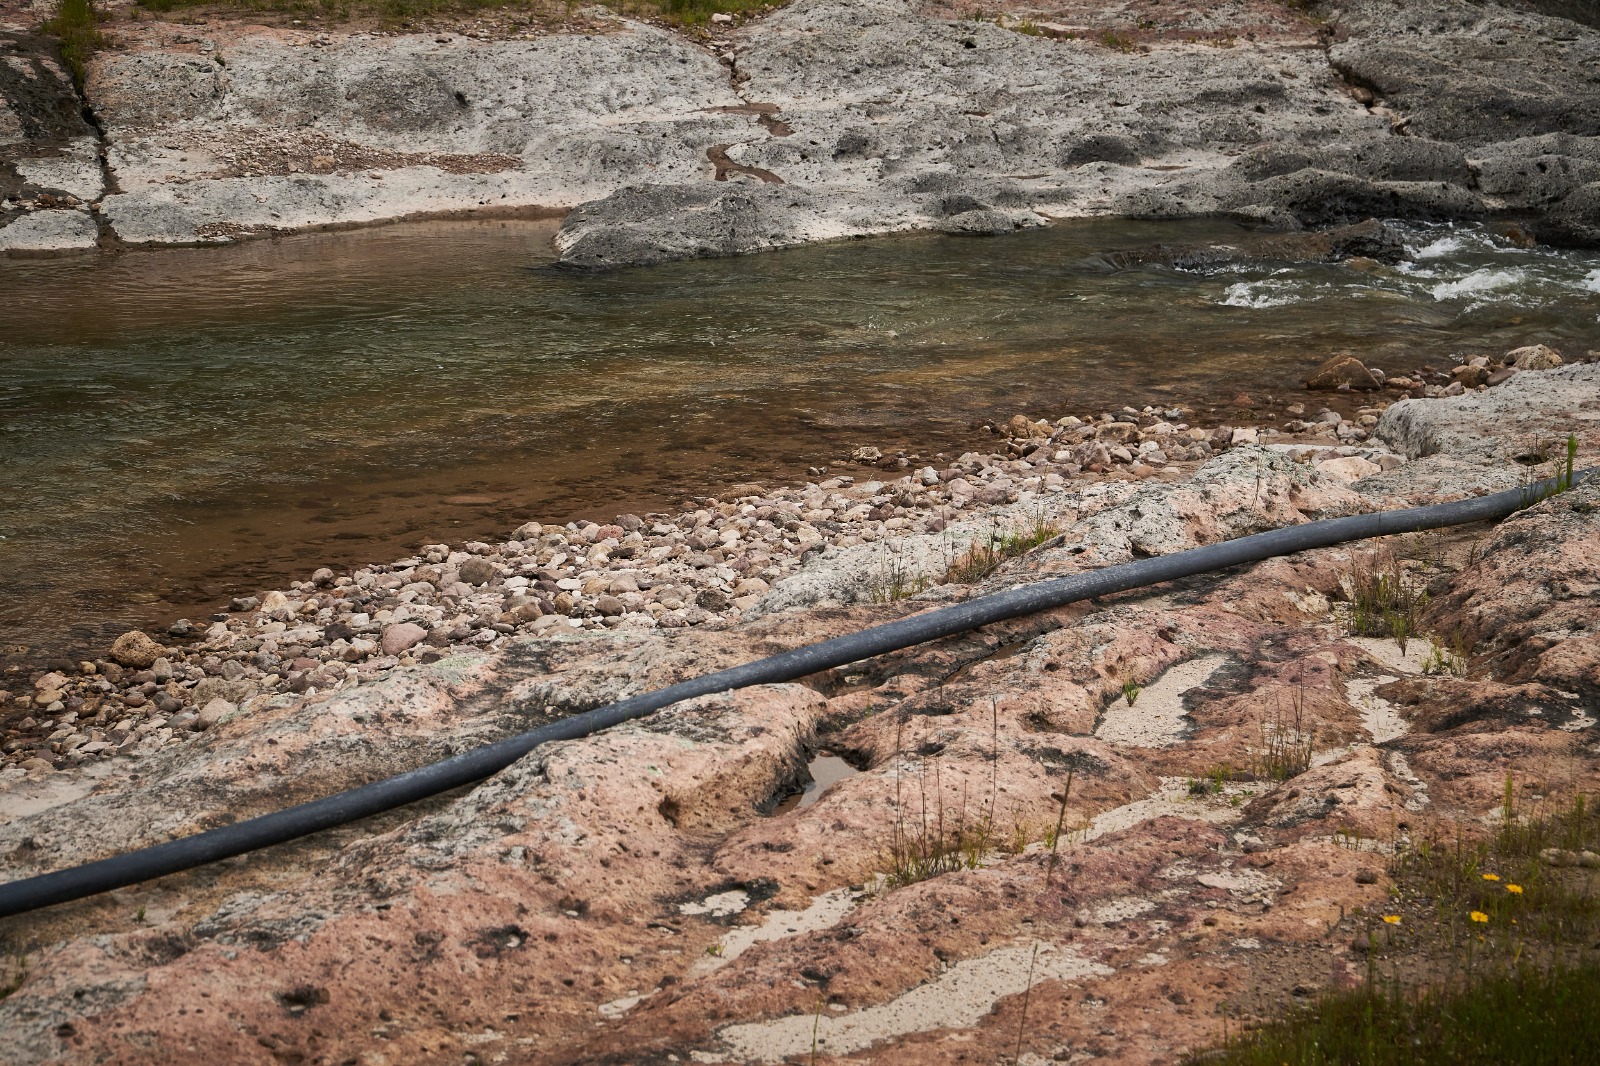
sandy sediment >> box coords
[0,360,1595,1064]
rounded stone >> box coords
[109,631,165,669]
[380,622,429,657]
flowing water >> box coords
[2,217,1598,669]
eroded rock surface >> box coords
[2,366,1596,1065]
[0,27,102,251]
[6,0,1600,258]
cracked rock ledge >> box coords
[5,0,1600,260]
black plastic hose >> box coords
[0,470,1588,919]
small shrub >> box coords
[1097,29,1136,52]
[1120,679,1141,706]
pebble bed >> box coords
[0,344,1575,777]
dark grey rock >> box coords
[1232,169,1483,227]
[1536,181,1600,246]
[1330,0,1600,147]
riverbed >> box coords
[2,217,1597,669]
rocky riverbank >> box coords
[4,0,1600,261]
[4,344,1584,776]
[1,355,1596,1064]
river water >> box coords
[2,217,1597,668]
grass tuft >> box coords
[1195,786,1600,1064]
[1249,692,1314,782]
[1096,29,1136,52]
[881,711,1003,888]
[942,510,1060,586]
[1342,546,1428,653]
[46,0,105,89]
[867,539,931,603]
[1193,964,1600,1065]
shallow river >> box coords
[2,217,1597,667]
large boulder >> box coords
[1537,181,1600,247]
[555,184,833,269]
[1507,344,1565,370]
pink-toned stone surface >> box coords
[2,373,1598,1065]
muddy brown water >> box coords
[2,216,1598,677]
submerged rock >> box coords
[1305,354,1380,391]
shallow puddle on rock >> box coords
[772,753,859,815]
[679,889,751,918]
[1083,775,1267,842]
[941,636,1035,685]
[0,760,118,823]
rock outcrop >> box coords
[6,0,1600,262]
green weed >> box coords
[45,0,105,89]
[1097,29,1136,52]
[1420,632,1469,678]
[942,510,1060,585]
[1120,679,1141,707]
[1188,762,1237,796]
[1343,547,1428,654]
[1518,433,1581,507]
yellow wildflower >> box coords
[1382,915,1401,925]
[1470,910,1489,923]
[1482,873,1501,882]
[1506,884,1523,895]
